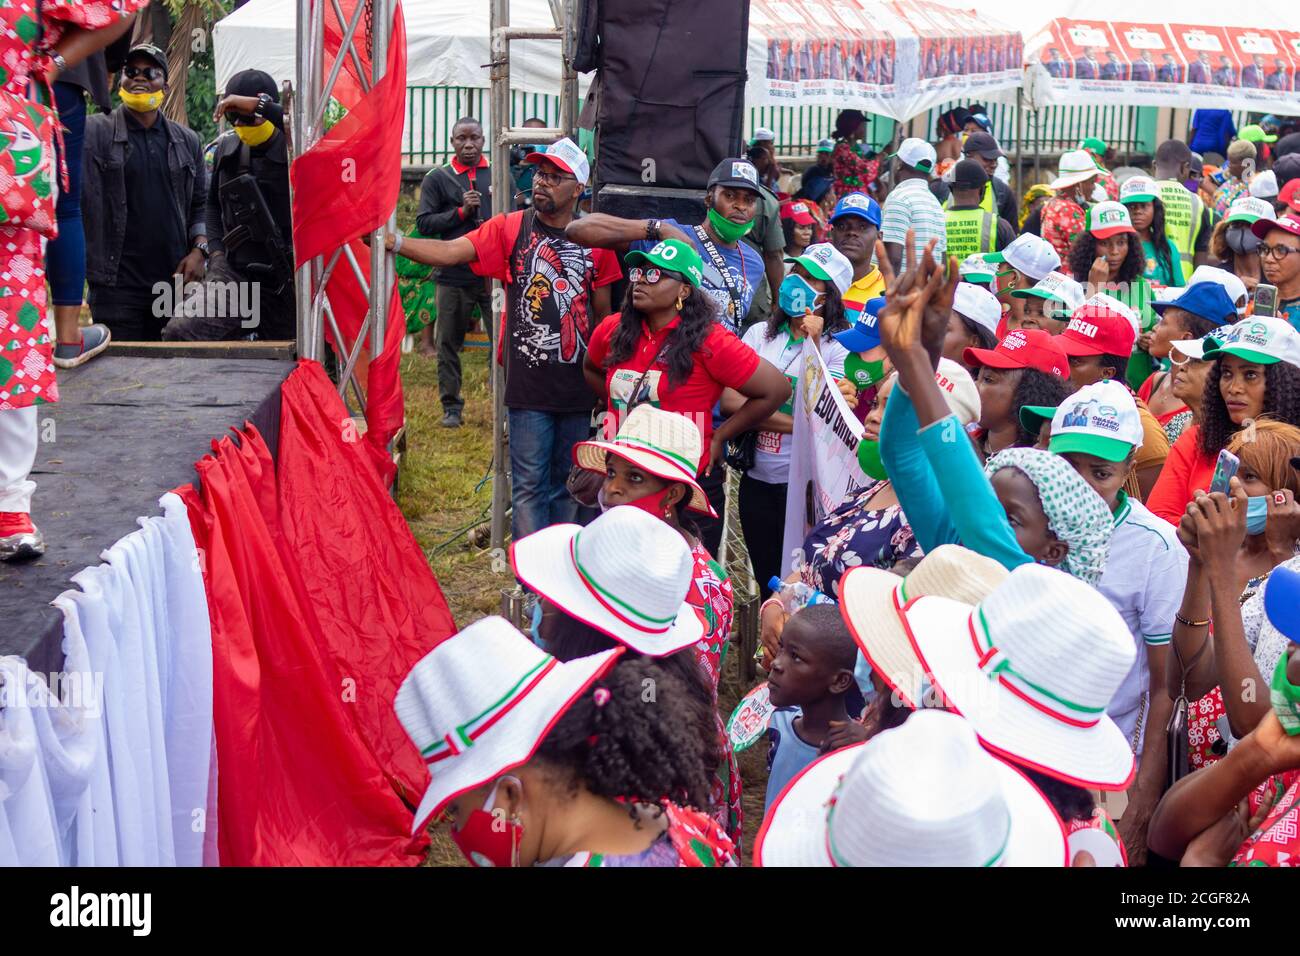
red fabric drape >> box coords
[177,361,455,865]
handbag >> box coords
[1166,633,1210,787]
[724,430,758,472]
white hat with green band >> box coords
[1202,316,1300,369]
[395,615,623,834]
[1224,196,1276,226]
[1036,379,1144,463]
[573,404,715,516]
[510,506,705,657]
[1009,271,1085,316]
[904,563,1138,790]
[754,712,1068,867]
[784,242,854,296]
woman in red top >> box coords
[584,239,790,474]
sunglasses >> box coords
[629,267,668,284]
[533,168,577,187]
[123,65,165,81]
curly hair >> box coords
[765,274,849,341]
[1199,359,1300,458]
[1022,767,1097,824]
[1067,230,1146,286]
[532,654,720,815]
[603,279,720,390]
[1012,368,1072,447]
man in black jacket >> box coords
[81,44,208,341]
[415,117,492,427]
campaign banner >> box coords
[780,340,868,577]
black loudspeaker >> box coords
[585,0,750,196]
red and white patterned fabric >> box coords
[1233,769,1300,867]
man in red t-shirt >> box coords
[381,138,620,540]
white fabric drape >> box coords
[0,493,216,866]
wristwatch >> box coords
[51,52,67,74]
[253,93,272,119]
[195,240,211,259]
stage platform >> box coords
[0,350,294,673]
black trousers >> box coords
[435,282,493,412]
[739,473,788,600]
[88,287,166,340]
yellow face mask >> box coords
[119,89,164,113]
[234,120,275,148]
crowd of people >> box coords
[387,104,1300,868]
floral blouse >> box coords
[796,479,922,599]
[831,141,879,197]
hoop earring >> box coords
[674,294,685,311]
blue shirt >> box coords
[1189,110,1236,157]
[765,707,822,809]
[632,218,765,334]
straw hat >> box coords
[838,545,1007,707]
[903,563,1137,790]
[754,711,1068,867]
[395,616,623,834]
[510,506,705,657]
[573,404,715,516]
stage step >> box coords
[107,340,297,360]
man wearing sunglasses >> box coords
[82,43,208,341]
[1253,214,1300,329]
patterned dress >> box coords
[831,140,878,197]
[1041,195,1087,263]
[796,480,922,599]
[562,804,737,867]
[1232,770,1300,867]
[0,1,148,410]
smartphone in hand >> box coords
[1208,448,1240,495]
[1254,283,1279,318]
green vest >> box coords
[1156,180,1203,282]
[944,181,995,215]
[945,206,997,261]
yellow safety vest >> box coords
[944,181,996,215]
[1157,180,1203,282]
[945,206,997,261]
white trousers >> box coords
[0,406,38,512]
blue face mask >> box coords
[1247,495,1269,535]
[779,273,823,319]
[529,600,545,647]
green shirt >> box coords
[1140,237,1186,290]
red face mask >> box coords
[450,778,523,867]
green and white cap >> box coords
[1224,196,1276,226]
[1010,271,1085,315]
[1036,379,1143,463]
[1203,317,1300,369]
[889,137,937,174]
[1119,175,1158,204]
[624,238,705,288]
[785,242,854,295]
[959,253,997,283]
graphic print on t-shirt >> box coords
[513,232,596,367]
[609,367,664,411]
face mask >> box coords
[1247,495,1269,535]
[707,206,755,243]
[844,353,886,391]
[450,777,523,867]
[1183,178,1199,192]
[234,120,276,148]
[1226,228,1261,255]
[857,438,887,480]
[626,485,677,520]
[778,273,822,319]
[119,89,164,112]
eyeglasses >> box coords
[628,267,665,284]
[123,65,165,81]
[533,168,577,186]
[1259,243,1300,261]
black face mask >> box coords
[1225,226,1261,255]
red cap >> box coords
[963,328,1069,379]
[781,200,816,225]
[1281,178,1300,213]
[1253,213,1300,241]
[1056,301,1137,358]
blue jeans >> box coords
[47,82,86,307]
[508,408,591,541]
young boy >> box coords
[764,604,858,808]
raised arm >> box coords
[565,215,691,256]
[379,233,478,269]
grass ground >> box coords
[395,347,772,866]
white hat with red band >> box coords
[395,615,623,834]
[753,711,1068,867]
[522,136,590,185]
[902,562,1137,790]
[510,506,705,657]
[573,404,715,516]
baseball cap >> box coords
[706,157,762,193]
[830,192,882,227]
[1202,317,1300,369]
[1250,169,1279,200]
[1086,201,1136,239]
[785,242,854,296]
[1187,266,1249,315]
[952,159,989,191]
[127,43,169,76]
[1151,282,1238,328]
[1239,123,1278,144]
[1119,175,1159,204]
[1280,179,1300,214]
[952,282,1002,338]
[1049,149,1099,190]
[1057,294,1139,357]
[833,298,886,352]
[781,200,815,226]
[1251,213,1300,242]
[982,233,1061,281]
[934,358,982,427]
[623,239,704,288]
[226,68,279,100]
[959,254,997,284]
[1010,271,1086,315]
[963,327,1069,378]
[523,136,591,185]
[816,138,835,154]
[1168,332,1219,362]
[890,137,937,174]
[750,127,776,145]
[1079,137,1108,157]
[1225,196,1278,225]
[1274,154,1300,189]
[962,132,1002,160]
[1021,380,1144,463]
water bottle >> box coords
[768,576,835,615]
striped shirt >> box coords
[880,177,947,265]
